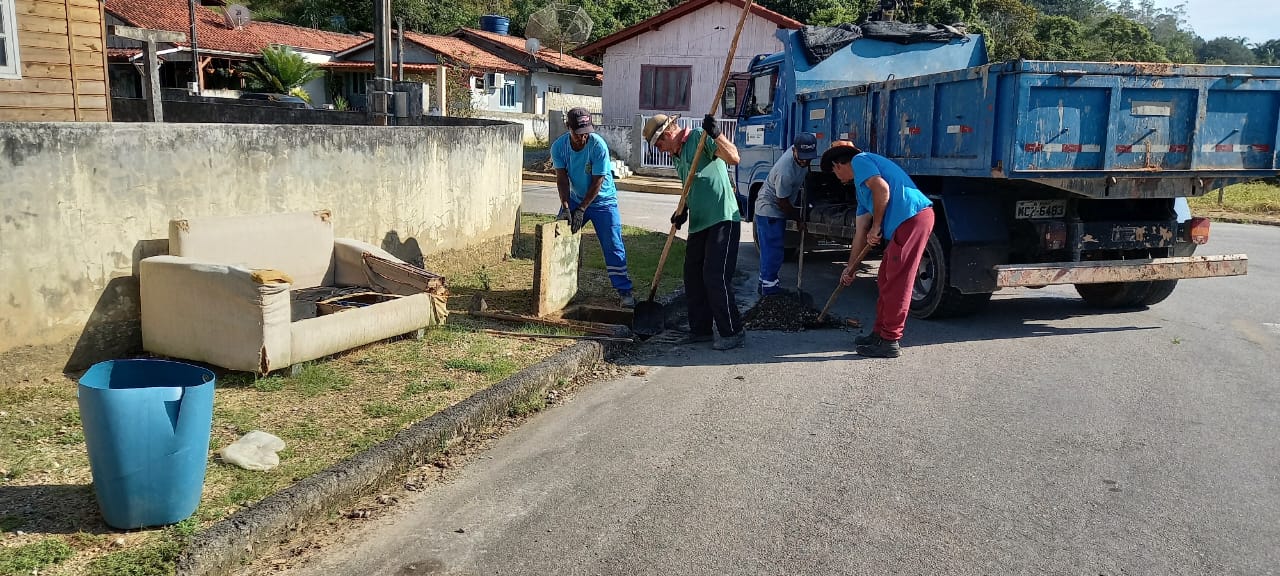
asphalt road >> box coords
[284,186,1279,575]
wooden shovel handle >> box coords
[817,243,873,321]
[647,0,756,302]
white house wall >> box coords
[470,73,530,113]
[600,3,786,125]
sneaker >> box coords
[856,338,901,358]
[854,332,883,346]
[674,332,714,345]
[713,331,746,351]
[619,291,636,309]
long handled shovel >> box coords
[632,0,756,337]
[816,243,873,322]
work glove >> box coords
[670,209,689,230]
[570,207,587,233]
[702,114,721,139]
[556,204,570,221]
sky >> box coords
[1148,0,1280,43]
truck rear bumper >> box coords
[994,254,1248,287]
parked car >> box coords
[238,92,310,108]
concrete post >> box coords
[630,113,646,172]
[435,66,447,115]
[548,109,565,144]
[110,26,186,123]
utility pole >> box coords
[188,0,201,93]
[371,0,392,125]
[396,18,405,82]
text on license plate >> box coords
[1015,200,1067,220]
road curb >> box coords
[1208,215,1280,227]
[176,341,605,576]
[523,171,681,196]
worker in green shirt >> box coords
[642,113,745,350]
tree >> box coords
[242,45,324,95]
[1086,14,1167,62]
[1254,39,1280,65]
[1032,15,1085,60]
[1026,0,1106,24]
[975,0,1039,61]
[1198,37,1256,65]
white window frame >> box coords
[0,0,22,79]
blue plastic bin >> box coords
[77,359,216,529]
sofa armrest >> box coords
[140,255,293,373]
[333,238,404,288]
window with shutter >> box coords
[639,65,691,111]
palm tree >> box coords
[242,45,323,95]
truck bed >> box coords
[797,60,1280,198]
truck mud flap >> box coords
[995,254,1247,287]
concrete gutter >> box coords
[523,171,682,196]
[176,342,604,576]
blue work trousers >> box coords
[571,200,632,292]
[754,215,787,295]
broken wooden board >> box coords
[533,220,581,317]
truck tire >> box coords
[1140,243,1197,306]
[910,233,993,319]
[1074,282,1152,308]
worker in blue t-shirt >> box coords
[823,141,934,358]
[551,108,634,308]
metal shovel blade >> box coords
[632,300,666,337]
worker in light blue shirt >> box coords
[551,107,634,308]
[754,133,818,296]
[825,141,934,358]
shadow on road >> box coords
[641,284,1159,369]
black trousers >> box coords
[684,220,743,337]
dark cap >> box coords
[794,133,818,160]
[566,107,595,135]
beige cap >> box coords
[641,114,681,147]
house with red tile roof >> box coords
[573,0,802,126]
[449,27,602,115]
[104,0,363,105]
[331,31,528,113]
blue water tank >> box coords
[78,359,216,529]
[480,15,510,36]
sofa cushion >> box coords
[169,210,336,289]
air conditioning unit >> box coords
[484,72,504,93]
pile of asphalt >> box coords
[743,294,844,332]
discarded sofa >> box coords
[140,209,448,374]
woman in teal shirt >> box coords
[643,113,745,350]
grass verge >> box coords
[1189,181,1280,224]
[0,212,683,575]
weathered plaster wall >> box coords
[0,121,523,369]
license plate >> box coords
[1015,200,1067,220]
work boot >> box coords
[854,332,883,346]
[674,332,714,345]
[619,291,636,309]
[856,338,901,358]
[713,330,746,351]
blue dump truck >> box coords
[726,25,1276,317]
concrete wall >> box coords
[0,121,523,369]
[545,91,603,114]
[530,71,602,114]
[473,110,547,143]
